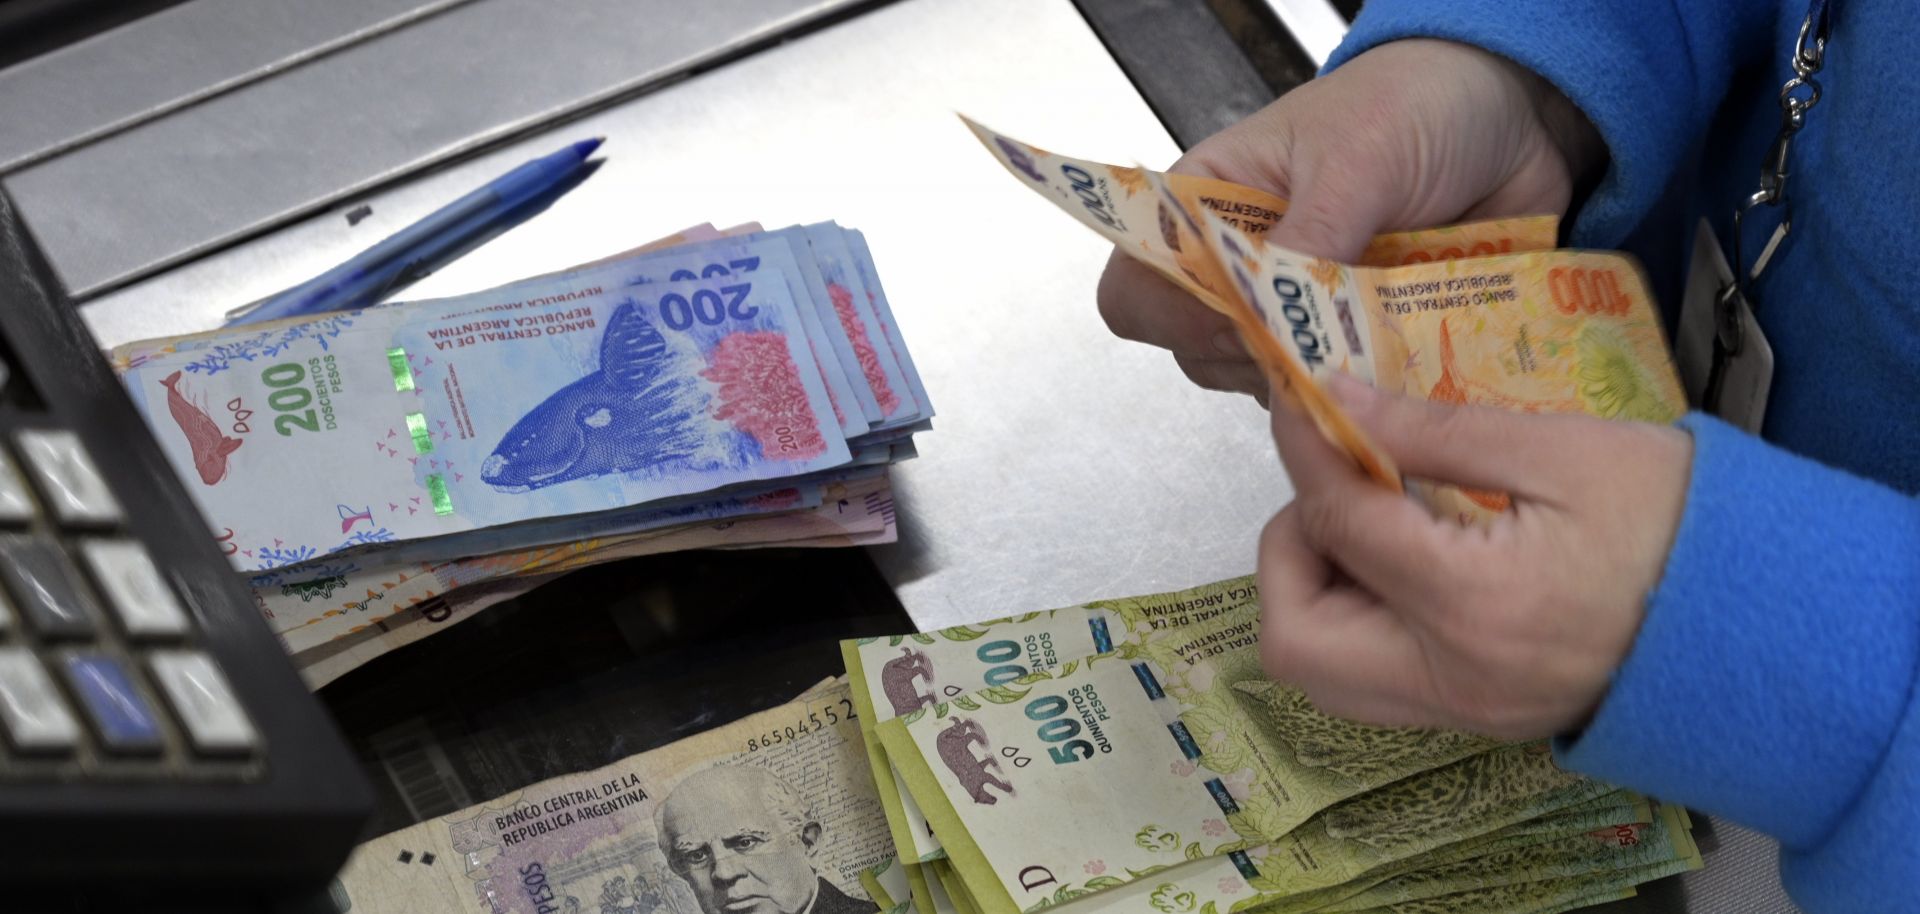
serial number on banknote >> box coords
[745,698,858,751]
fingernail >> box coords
[1326,372,1377,408]
[1213,331,1248,358]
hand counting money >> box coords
[312,115,1707,914]
[1194,203,1685,525]
[965,118,1685,526]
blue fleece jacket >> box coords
[1328,1,1920,911]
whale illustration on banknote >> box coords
[481,302,707,491]
[160,371,243,485]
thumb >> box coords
[1328,374,1572,497]
[1176,127,1397,263]
[1261,150,1401,264]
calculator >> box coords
[0,193,370,896]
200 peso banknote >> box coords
[118,272,849,572]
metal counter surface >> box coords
[0,0,476,172]
[80,0,1793,910]
[7,0,864,297]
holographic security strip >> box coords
[405,412,434,454]
[426,474,453,516]
[387,347,414,391]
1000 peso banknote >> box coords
[1196,205,1685,525]
[967,117,1686,522]
[964,116,1560,491]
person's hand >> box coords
[1257,376,1692,740]
[1096,38,1605,400]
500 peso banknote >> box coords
[844,579,1262,866]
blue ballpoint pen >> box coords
[226,137,604,326]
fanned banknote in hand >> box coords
[965,117,1685,527]
[1193,204,1684,525]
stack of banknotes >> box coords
[322,576,1700,914]
[847,577,1701,914]
[111,221,929,685]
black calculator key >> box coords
[0,647,80,754]
[15,430,122,527]
[0,536,97,638]
[63,654,162,755]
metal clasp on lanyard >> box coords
[1714,10,1829,363]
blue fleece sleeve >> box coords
[1325,0,1773,247]
[1553,415,1920,913]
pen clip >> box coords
[223,297,269,321]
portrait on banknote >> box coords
[332,687,892,914]
[654,765,878,914]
